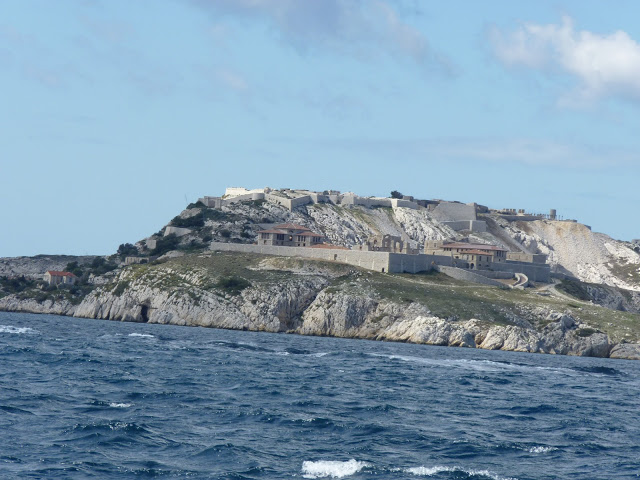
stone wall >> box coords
[492,261,551,283]
[164,226,192,237]
[431,202,477,222]
[436,266,508,288]
[441,220,487,232]
[507,252,547,264]
[209,242,392,272]
[473,270,514,280]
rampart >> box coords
[209,242,455,274]
[441,220,487,233]
[491,261,550,283]
[431,202,476,222]
[507,252,547,264]
[435,266,508,289]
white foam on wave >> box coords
[109,403,132,408]
[368,353,574,377]
[128,333,154,338]
[275,351,290,356]
[527,446,557,454]
[0,325,37,334]
[311,352,329,357]
[302,459,369,478]
[406,465,517,480]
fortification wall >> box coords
[441,220,487,232]
[473,270,514,280]
[164,227,192,237]
[507,252,547,264]
[387,253,454,273]
[431,202,476,222]
[492,261,551,283]
[390,199,418,210]
[209,242,392,272]
[498,215,544,222]
[436,266,508,288]
[225,187,265,198]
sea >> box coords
[0,312,639,480]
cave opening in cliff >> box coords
[140,305,149,323]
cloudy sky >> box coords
[2,0,640,256]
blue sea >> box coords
[1,312,639,479]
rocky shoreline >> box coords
[2,268,639,360]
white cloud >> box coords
[189,0,444,70]
[490,16,640,103]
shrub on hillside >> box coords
[150,234,181,256]
[216,276,251,295]
[170,215,205,229]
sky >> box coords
[2,0,640,257]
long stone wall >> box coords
[492,261,551,283]
[209,242,392,272]
[436,266,508,289]
[441,220,487,233]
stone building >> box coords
[258,223,324,247]
[425,241,508,270]
[358,234,419,254]
[43,271,77,286]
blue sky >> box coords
[2,0,640,257]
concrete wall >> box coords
[441,220,487,232]
[491,261,551,283]
[436,266,508,288]
[431,202,477,222]
[473,270,514,280]
[164,226,192,237]
[507,252,547,264]
[209,242,393,272]
[390,199,418,209]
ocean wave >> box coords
[406,465,517,479]
[527,446,557,454]
[367,353,578,377]
[302,459,369,478]
[109,403,132,408]
[0,325,38,334]
[128,333,154,338]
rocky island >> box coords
[2,187,640,360]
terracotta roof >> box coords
[258,229,289,234]
[442,242,507,252]
[310,244,349,250]
[459,249,497,256]
[273,223,312,231]
[46,271,76,277]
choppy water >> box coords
[1,312,639,479]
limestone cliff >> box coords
[2,252,638,360]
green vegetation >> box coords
[390,190,403,199]
[0,276,36,294]
[170,214,205,229]
[216,276,251,295]
[117,243,138,258]
[150,234,181,256]
[556,279,591,301]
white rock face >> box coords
[493,217,640,291]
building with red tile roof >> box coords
[43,271,77,286]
